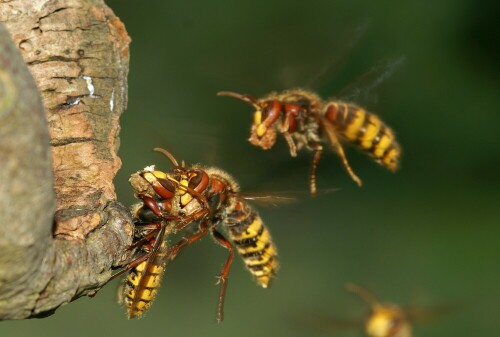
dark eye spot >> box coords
[261,103,270,120]
[157,177,176,193]
[189,172,202,189]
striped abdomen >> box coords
[324,102,400,171]
[225,200,278,288]
[122,248,167,318]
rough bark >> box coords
[0,0,133,319]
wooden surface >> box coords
[0,0,133,319]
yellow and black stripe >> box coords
[225,200,278,288]
[122,249,167,319]
[325,102,400,171]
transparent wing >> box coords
[116,281,126,305]
[336,55,406,106]
[239,188,338,207]
[404,302,464,324]
[304,19,371,89]
[239,192,299,207]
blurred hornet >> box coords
[347,284,413,337]
[297,284,414,337]
[218,89,401,195]
[113,148,279,321]
[349,284,459,337]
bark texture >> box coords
[0,0,133,319]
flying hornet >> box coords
[348,284,456,337]
[218,89,401,195]
[298,284,455,337]
[112,148,280,321]
[347,284,413,337]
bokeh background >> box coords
[3,0,500,336]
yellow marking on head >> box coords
[256,123,267,137]
[181,193,193,205]
[360,115,382,149]
[344,108,366,141]
[179,178,188,189]
[178,178,191,202]
[142,172,157,185]
[254,110,262,125]
[152,170,167,179]
[373,131,394,158]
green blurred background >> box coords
[4,0,500,336]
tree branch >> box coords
[0,0,133,319]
